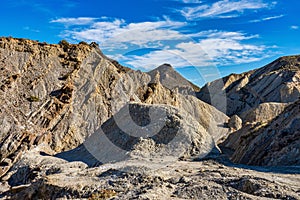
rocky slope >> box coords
[222,100,300,166]
[239,102,289,124]
[55,103,215,166]
[148,63,200,94]
[0,37,299,199]
[0,38,229,180]
[198,55,300,116]
[197,55,300,168]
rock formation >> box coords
[55,103,215,167]
[198,55,300,116]
[222,100,300,166]
[239,102,289,124]
[0,37,229,177]
[197,55,300,167]
[2,151,299,199]
[0,37,299,199]
[147,63,200,94]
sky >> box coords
[0,0,299,86]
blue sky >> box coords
[1,0,299,86]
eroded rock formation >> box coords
[0,37,299,199]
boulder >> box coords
[228,115,242,131]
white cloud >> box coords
[180,0,269,20]
[112,31,271,70]
[51,17,98,26]
[249,14,284,23]
[53,17,275,70]
[290,25,299,30]
[24,26,40,33]
[60,18,187,49]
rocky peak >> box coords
[198,55,300,116]
[147,63,200,93]
[157,63,173,70]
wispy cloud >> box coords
[249,14,284,23]
[119,30,271,70]
[57,17,187,49]
[51,17,98,26]
[290,25,299,30]
[180,0,270,20]
[53,17,275,70]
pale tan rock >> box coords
[0,38,300,200]
[2,152,299,199]
[240,102,289,124]
[0,37,230,178]
[228,115,242,131]
[223,100,300,166]
[198,55,300,116]
[147,63,200,94]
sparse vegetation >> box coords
[79,41,89,46]
[59,39,70,46]
[27,96,40,102]
[59,39,70,51]
[88,189,117,200]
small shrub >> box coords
[79,41,89,45]
[59,40,70,51]
[59,39,70,46]
[27,96,40,102]
[89,189,117,200]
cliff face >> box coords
[198,55,300,166]
[198,56,300,166]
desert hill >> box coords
[198,55,300,116]
[147,63,200,94]
[0,37,299,199]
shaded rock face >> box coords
[222,100,300,166]
[198,55,300,116]
[197,55,300,167]
[57,103,215,167]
